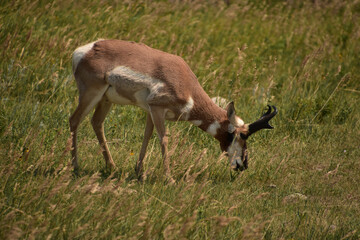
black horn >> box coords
[241,105,278,139]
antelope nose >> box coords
[238,165,246,171]
[231,163,245,171]
[231,160,244,171]
[231,163,239,171]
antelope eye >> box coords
[240,133,248,140]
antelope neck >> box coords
[189,98,230,140]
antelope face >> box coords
[227,130,248,171]
[225,102,249,171]
[224,102,278,171]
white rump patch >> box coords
[191,120,202,126]
[72,41,97,74]
[206,121,220,136]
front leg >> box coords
[149,106,175,183]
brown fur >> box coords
[71,39,249,177]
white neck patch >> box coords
[206,121,220,136]
[181,97,194,120]
[182,97,194,113]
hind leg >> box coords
[136,113,154,178]
[91,97,115,169]
[69,87,108,169]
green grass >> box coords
[1,0,360,239]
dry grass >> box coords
[1,0,360,239]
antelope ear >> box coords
[226,102,236,124]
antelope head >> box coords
[224,103,278,171]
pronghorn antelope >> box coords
[70,39,277,179]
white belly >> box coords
[105,86,180,120]
[105,86,150,111]
[105,86,132,105]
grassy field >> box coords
[1,0,360,239]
